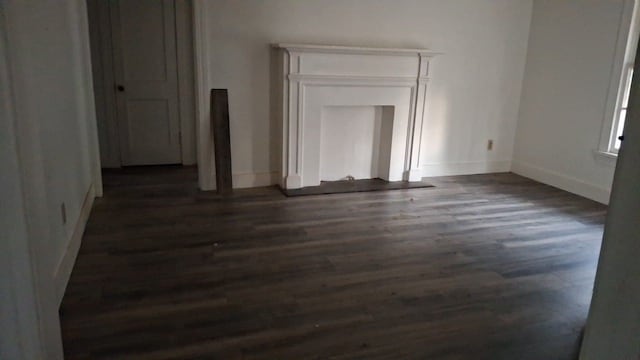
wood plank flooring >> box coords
[60,167,607,359]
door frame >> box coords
[193,0,214,190]
[87,0,197,168]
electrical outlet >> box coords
[487,140,494,151]
[61,203,67,224]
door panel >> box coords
[111,0,181,165]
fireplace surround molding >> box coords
[274,43,440,189]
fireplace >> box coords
[274,44,439,189]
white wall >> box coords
[196,0,533,189]
[0,5,44,358]
[513,0,626,204]
[1,1,100,358]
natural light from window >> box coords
[613,66,633,151]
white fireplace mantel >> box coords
[274,43,440,189]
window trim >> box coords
[598,0,639,159]
[610,64,634,153]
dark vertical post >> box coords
[211,89,232,194]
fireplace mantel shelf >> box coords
[273,43,442,57]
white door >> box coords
[110,0,181,165]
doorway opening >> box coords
[87,0,197,170]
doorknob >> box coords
[116,85,125,92]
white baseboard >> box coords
[233,171,279,189]
[420,160,511,177]
[224,162,512,190]
[511,161,611,204]
[54,183,95,306]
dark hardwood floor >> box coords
[60,167,607,359]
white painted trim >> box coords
[278,45,438,189]
[76,0,103,197]
[193,0,214,190]
[220,163,518,190]
[287,74,428,84]
[274,43,442,57]
[204,161,515,189]
[420,160,511,177]
[53,183,95,306]
[511,161,611,204]
[233,172,280,189]
[407,168,424,181]
[176,0,197,166]
[593,149,619,161]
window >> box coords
[612,65,633,152]
[599,0,639,157]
